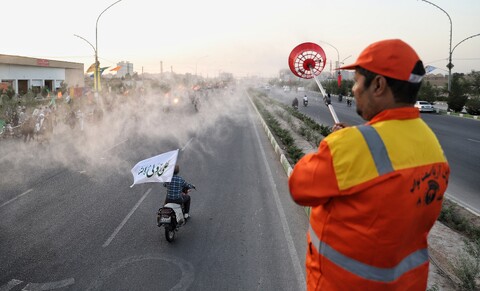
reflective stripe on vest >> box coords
[357,125,393,175]
[308,125,428,282]
[308,226,429,282]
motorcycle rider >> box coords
[292,97,299,109]
[347,97,352,107]
[164,165,195,219]
[303,95,308,106]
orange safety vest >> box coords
[289,107,449,291]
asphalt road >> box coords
[273,89,480,214]
[0,89,308,291]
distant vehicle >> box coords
[414,101,434,112]
[297,87,305,92]
[283,86,291,92]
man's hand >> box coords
[332,122,349,132]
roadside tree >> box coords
[447,73,468,112]
[465,97,480,115]
[465,71,480,115]
[418,81,438,103]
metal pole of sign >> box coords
[309,66,340,124]
[420,0,452,93]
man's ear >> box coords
[372,75,388,96]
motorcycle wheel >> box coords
[165,226,176,242]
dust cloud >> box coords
[0,81,250,189]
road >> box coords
[0,89,308,290]
[273,89,480,214]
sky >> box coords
[2,0,480,78]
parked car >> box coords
[414,101,434,112]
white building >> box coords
[0,54,84,95]
[116,61,133,78]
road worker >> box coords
[289,39,450,290]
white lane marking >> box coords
[21,278,75,291]
[250,111,306,290]
[181,137,194,151]
[102,188,152,247]
[445,192,480,217]
[102,139,128,154]
[86,254,194,291]
[467,138,480,143]
[0,279,23,291]
[0,189,34,209]
[100,139,128,159]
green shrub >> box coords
[276,101,332,136]
[253,95,305,164]
[3,86,16,99]
[440,203,479,239]
[465,97,480,115]
[287,146,304,164]
[453,244,480,291]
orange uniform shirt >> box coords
[289,107,450,291]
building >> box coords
[116,61,133,78]
[424,73,448,88]
[0,54,84,95]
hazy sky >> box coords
[2,0,479,78]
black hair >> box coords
[357,61,425,104]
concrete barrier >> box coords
[247,93,293,178]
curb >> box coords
[247,93,308,216]
[248,93,293,177]
[434,107,479,121]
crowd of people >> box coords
[1,105,55,142]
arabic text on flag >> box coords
[130,149,179,187]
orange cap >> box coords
[339,39,425,83]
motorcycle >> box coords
[303,99,308,107]
[292,98,299,110]
[157,187,195,242]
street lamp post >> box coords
[319,40,340,71]
[94,0,123,93]
[338,55,352,82]
[319,40,348,87]
[341,55,352,64]
[451,33,480,61]
[420,0,453,92]
[74,33,97,88]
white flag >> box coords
[130,149,179,187]
[425,65,436,74]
